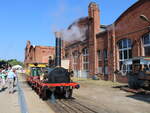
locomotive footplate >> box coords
[40,83,80,88]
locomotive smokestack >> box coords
[55,32,62,67]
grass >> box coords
[72,77,126,87]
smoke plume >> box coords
[61,22,88,42]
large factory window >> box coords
[103,49,108,59]
[143,33,150,56]
[97,50,102,73]
[118,39,132,70]
[83,48,89,71]
[73,51,78,70]
[103,49,108,75]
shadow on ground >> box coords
[112,85,128,88]
[127,94,150,103]
[0,87,7,92]
[112,85,150,103]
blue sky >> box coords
[0,0,137,61]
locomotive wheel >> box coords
[65,89,73,99]
[41,88,48,100]
[39,89,42,98]
[31,84,34,90]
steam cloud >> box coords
[61,23,87,42]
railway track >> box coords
[47,99,99,113]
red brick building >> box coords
[63,0,150,82]
[24,40,55,67]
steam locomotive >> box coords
[119,57,150,90]
[26,32,80,100]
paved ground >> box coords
[0,75,55,113]
[1,75,150,113]
[0,85,20,113]
[73,78,150,113]
[19,74,55,113]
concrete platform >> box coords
[18,74,55,113]
[0,74,55,113]
[0,87,20,113]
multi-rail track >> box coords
[47,99,99,113]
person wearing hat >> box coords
[7,68,16,94]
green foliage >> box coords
[0,59,24,67]
[0,60,7,68]
[7,59,24,67]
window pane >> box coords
[123,39,127,48]
[98,67,102,73]
[124,50,128,59]
[119,61,123,70]
[86,64,88,70]
[145,46,150,56]
[128,39,132,47]
[118,41,122,49]
[123,65,126,71]
[104,49,107,59]
[129,65,132,72]
[119,51,122,59]
[143,35,150,44]
[86,49,88,54]
[97,50,101,60]
[86,57,88,62]
[104,66,108,74]
[129,49,132,58]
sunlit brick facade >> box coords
[63,0,150,82]
[24,40,55,67]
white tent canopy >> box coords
[12,65,23,69]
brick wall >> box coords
[24,41,55,66]
[63,0,150,82]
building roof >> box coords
[96,0,148,38]
[115,0,148,24]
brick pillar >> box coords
[88,2,100,76]
[107,24,117,82]
[107,27,112,81]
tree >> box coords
[0,60,7,68]
[0,59,24,68]
[7,59,24,67]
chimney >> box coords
[55,32,62,67]
[88,2,100,33]
[88,2,100,76]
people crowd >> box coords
[0,66,17,94]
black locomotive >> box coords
[27,32,79,101]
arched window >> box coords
[118,39,132,70]
[143,33,150,56]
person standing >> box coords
[13,69,17,87]
[0,69,3,90]
[0,70,6,90]
[7,68,16,94]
